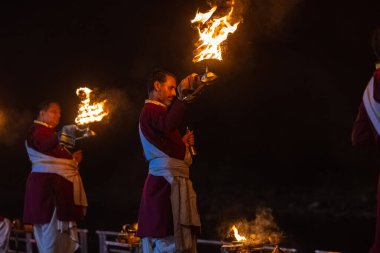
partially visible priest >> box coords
[137,69,201,253]
[352,28,380,253]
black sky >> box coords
[1,1,380,252]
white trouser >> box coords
[0,218,11,253]
[33,208,79,253]
[141,236,175,253]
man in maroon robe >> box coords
[137,69,201,253]
[23,101,87,253]
[352,28,380,253]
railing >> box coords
[96,230,139,253]
[8,228,88,253]
[96,231,298,253]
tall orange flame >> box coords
[75,87,108,125]
[191,2,240,63]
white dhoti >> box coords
[142,236,175,253]
[33,208,79,253]
[0,218,11,253]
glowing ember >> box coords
[75,87,108,125]
[231,225,247,242]
[0,111,4,128]
[191,2,240,63]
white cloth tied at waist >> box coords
[139,126,201,253]
[26,143,88,208]
[363,76,380,135]
[149,157,191,183]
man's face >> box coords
[156,75,177,106]
[39,103,61,128]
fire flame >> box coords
[226,209,284,246]
[231,225,247,242]
[191,2,240,63]
[191,6,217,24]
[75,87,108,125]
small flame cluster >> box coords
[227,209,283,246]
[191,1,240,63]
[75,87,108,126]
[230,224,283,245]
[232,225,247,242]
[116,223,140,245]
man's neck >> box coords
[147,94,167,107]
[145,99,167,108]
[34,120,54,128]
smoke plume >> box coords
[0,108,33,146]
[220,207,284,245]
[250,0,303,40]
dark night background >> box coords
[1,1,380,252]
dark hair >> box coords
[146,68,176,93]
[36,100,60,117]
[372,28,380,60]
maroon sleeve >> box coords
[29,126,59,152]
[27,124,72,159]
[150,100,186,134]
[140,100,187,159]
[352,103,377,146]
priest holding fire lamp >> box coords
[137,68,202,253]
[23,100,87,253]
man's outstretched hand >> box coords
[177,73,200,102]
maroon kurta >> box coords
[23,122,84,224]
[137,99,187,238]
[352,67,380,253]
[352,68,380,146]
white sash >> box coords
[139,126,191,182]
[363,77,380,135]
[26,143,88,208]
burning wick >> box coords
[181,66,218,102]
[200,66,218,83]
[231,225,247,242]
[75,87,108,126]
